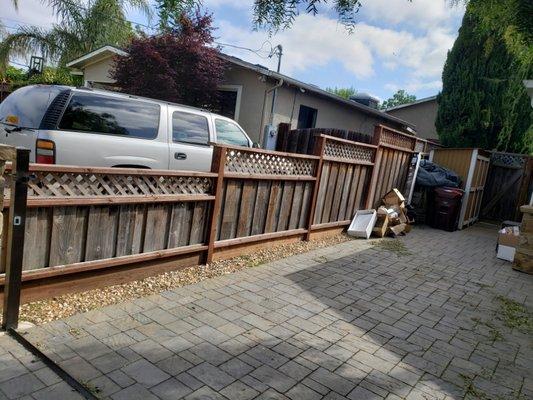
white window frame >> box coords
[217,85,242,122]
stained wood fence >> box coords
[481,152,533,222]
[0,126,432,304]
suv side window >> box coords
[215,119,249,147]
[172,111,209,145]
[59,92,160,139]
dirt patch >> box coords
[371,238,411,256]
[18,234,355,325]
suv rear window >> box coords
[0,85,65,128]
[59,92,160,139]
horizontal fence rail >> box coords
[0,125,435,303]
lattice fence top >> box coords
[491,152,527,169]
[324,140,374,163]
[380,129,415,150]
[224,148,316,176]
[6,170,213,200]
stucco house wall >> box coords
[386,97,439,141]
[68,48,412,144]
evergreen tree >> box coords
[436,0,532,153]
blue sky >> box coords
[2,0,466,101]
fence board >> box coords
[168,203,193,248]
[144,204,170,251]
[49,206,87,266]
[289,182,304,230]
[23,208,51,270]
[330,164,347,222]
[251,181,270,235]
[236,181,256,238]
[116,204,145,257]
[321,163,339,223]
[85,206,118,261]
[278,182,295,231]
[190,202,208,244]
[220,180,241,240]
[264,181,282,233]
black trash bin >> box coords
[430,187,464,232]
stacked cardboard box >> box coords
[372,189,413,237]
[513,205,533,274]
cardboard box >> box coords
[498,232,520,248]
[383,188,405,207]
[497,244,516,262]
[372,215,389,238]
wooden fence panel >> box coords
[1,126,432,303]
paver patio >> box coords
[3,225,532,399]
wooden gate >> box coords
[481,152,533,222]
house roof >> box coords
[385,95,438,112]
[218,53,413,129]
[66,45,127,69]
[66,46,414,129]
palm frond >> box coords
[0,27,60,72]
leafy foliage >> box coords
[253,0,364,32]
[325,86,357,99]
[156,0,197,32]
[0,0,149,72]
[112,12,225,109]
[436,0,532,153]
[0,65,80,87]
[381,90,416,110]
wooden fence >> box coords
[430,148,490,228]
[0,127,431,304]
[481,152,533,222]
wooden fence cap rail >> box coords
[3,162,218,178]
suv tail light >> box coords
[36,139,55,164]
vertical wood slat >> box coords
[277,182,295,231]
[299,182,312,229]
[85,206,118,261]
[264,181,282,233]
[23,208,51,271]
[366,126,383,208]
[49,206,88,267]
[190,202,209,245]
[305,135,326,239]
[116,204,145,257]
[314,162,330,225]
[330,164,347,222]
[144,204,170,252]
[236,181,256,238]
[321,163,339,223]
[289,182,304,230]
[168,202,193,248]
[220,180,242,240]
[338,165,353,221]
[206,146,226,263]
[251,181,270,236]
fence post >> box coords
[365,126,383,209]
[304,135,326,241]
[205,146,226,264]
[2,148,30,331]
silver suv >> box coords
[0,85,253,171]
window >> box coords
[0,85,65,128]
[297,105,318,129]
[59,92,160,139]
[215,119,249,147]
[172,111,209,145]
[214,90,238,119]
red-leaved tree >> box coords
[112,12,225,109]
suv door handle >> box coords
[174,152,187,160]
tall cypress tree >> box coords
[436,0,532,153]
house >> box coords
[385,96,439,141]
[67,46,414,145]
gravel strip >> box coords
[18,234,355,325]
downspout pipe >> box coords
[268,78,284,125]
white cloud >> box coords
[385,80,442,93]
[1,0,57,30]
[217,13,457,84]
[360,0,465,30]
